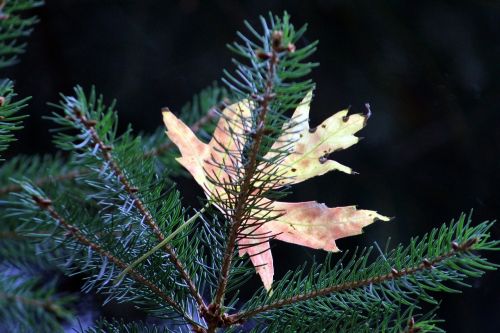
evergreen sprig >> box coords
[0,0,43,69]
[0,273,75,332]
[206,15,318,326]
[249,305,444,333]
[0,80,29,159]
[0,10,497,333]
[0,82,226,198]
[83,319,175,333]
[231,214,498,329]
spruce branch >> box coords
[0,0,42,69]
[10,168,205,323]
[2,9,497,333]
[170,12,317,330]
[0,274,74,332]
[83,319,178,333]
[212,28,284,312]
[116,201,211,283]
[230,213,498,329]
[66,103,207,312]
[0,154,76,196]
[0,80,29,159]
[27,191,204,330]
[0,83,225,197]
[0,167,79,195]
[232,237,477,321]
[254,303,444,333]
[0,290,64,318]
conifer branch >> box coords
[0,230,24,239]
[116,201,211,283]
[0,290,62,317]
[0,275,76,332]
[0,0,43,69]
[70,107,208,312]
[2,10,497,333]
[230,238,479,322]
[0,168,80,196]
[0,80,29,159]
[0,102,219,197]
[29,194,204,330]
[209,29,285,330]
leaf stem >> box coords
[115,201,211,283]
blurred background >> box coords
[4,0,500,331]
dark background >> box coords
[4,0,500,331]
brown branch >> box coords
[31,194,204,331]
[0,106,218,197]
[206,31,286,332]
[71,108,208,313]
[228,238,478,323]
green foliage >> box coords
[0,0,43,69]
[0,82,228,273]
[83,320,174,333]
[0,0,41,157]
[251,306,444,333]
[0,80,29,159]
[0,274,75,332]
[225,12,317,109]
[197,13,320,304]
[0,81,228,332]
[0,10,497,333]
[23,88,202,318]
[240,214,498,331]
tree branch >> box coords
[0,291,62,317]
[207,30,285,332]
[30,194,204,331]
[0,106,217,197]
[0,169,80,196]
[229,238,478,322]
[72,108,208,312]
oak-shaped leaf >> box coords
[163,92,389,290]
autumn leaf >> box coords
[263,91,367,185]
[163,92,389,290]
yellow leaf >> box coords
[163,92,389,290]
[264,90,368,186]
